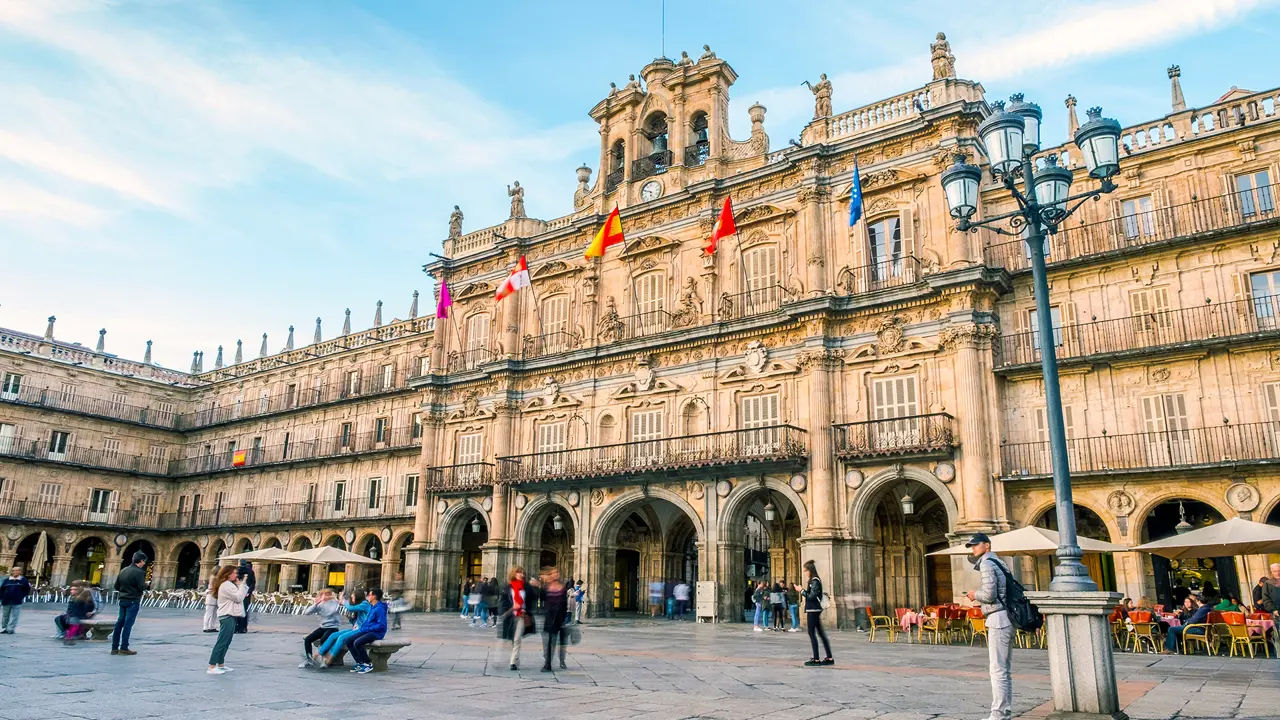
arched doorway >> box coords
[207,539,227,570]
[717,482,806,623]
[358,536,383,588]
[121,540,156,584]
[14,533,52,581]
[1268,503,1280,567]
[290,536,314,590]
[458,513,487,606]
[323,536,346,589]
[857,476,954,613]
[174,542,201,589]
[68,537,109,586]
[1141,499,1231,609]
[393,532,414,588]
[591,492,702,619]
[259,537,283,591]
[1034,505,1116,591]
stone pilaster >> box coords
[798,186,830,297]
[1026,591,1128,720]
[404,411,442,608]
[940,322,1000,531]
[51,555,71,586]
[279,563,298,592]
[798,347,842,532]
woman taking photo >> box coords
[794,560,833,667]
[207,565,245,675]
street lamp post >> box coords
[942,96,1127,720]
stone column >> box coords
[1026,591,1126,720]
[309,565,329,593]
[588,545,616,619]
[799,347,840,532]
[0,552,16,573]
[484,402,519,572]
[503,256,522,358]
[50,555,71,586]
[709,87,725,159]
[198,560,217,587]
[404,410,442,608]
[380,558,398,590]
[798,186,829,297]
[944,323,1000,530]
[151,561,177,590]
[279,563,298,592]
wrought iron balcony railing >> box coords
[836,256,923,296]
[632,150,673,181]
[521,330,582,360]
[497,425,808,485]
[998,294,1280,368]
[683,141,711,167]
[0,499,161,528]
[834,413,956,461]
[618,309,675,341]
[1000,420,1280,478]
[425,463,495,493]
[169,426,420,477]
[178,368,412,429]
[156,495,415,530]
[447,347,495,372]
[605,168,624,194]
[0,382,180,429]
[718,284,788,321]
[984,183,1280,272]
[0,438,168,476]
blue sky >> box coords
[3,0,1279,369]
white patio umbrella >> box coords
[282,546,381,565]
[1130,517,1280,559]
[217,547,301,563]
[29,530,49,586]
[927,525,1130,557]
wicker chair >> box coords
[918,609,947,644]
[867,606,898,643]
[968,607,988,646]
[1180,622,1215,655]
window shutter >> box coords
[898,207,916,257]
[1035,407,1047,442]
[1062,301,1078,327]
[1232,273,1252,301]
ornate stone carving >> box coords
[876,316,906,355]
[690,482,705,500]
[591,488,605,506]
[462,390,480,418]
[797,347,844,370]
[1225,483,1261,512]
[597,296,624,343]
[543,376,561,402]
[1150,367,1171,383]
[507,181,526,219]
[930,32,955,80]
[448,205,463,239]
[938,323,999,351]
[861,169,900,189]
[932,146,974,167]
[672,277,702,328]
[745,340,768,374]
[1106,490,1136,517]
[805,74,832,119]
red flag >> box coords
[705,197,736,255]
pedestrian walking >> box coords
[299,589,342,668]
[234,561,256,633]
[499,566,537,670]
[674,581,690,621]
[787,583,801,632]
[467,578,482,624]
[201,583,218,632]
[460,578,474,620]
[770,582,786,631]
[540,566,570,672]
[207,565,245,675]
[472,577,488,627]
[0,566,32,634]
[572,580,586,624]
[487,577,500,627]
[388,590,409,630]
[752,581,766,632]
[964,533,1013,720]
[342,587,388,674]
[648,580,663,618]
[62,588,96,646]
[111,551,148,656]
[795,561,832,667]
[564,576,577,622]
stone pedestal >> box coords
[1026,591,1128,720]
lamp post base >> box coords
[1025,591,1128,720]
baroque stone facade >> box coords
[4,46,1280,627]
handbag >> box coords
[819,593,832,611]
[568,625,582,646]
[522,612,535,636]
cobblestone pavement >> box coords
[1,606,1277,719]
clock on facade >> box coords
[640,180,662,201]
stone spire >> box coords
[284,325,295,351]
[43,316,55,341]
[1168,65,1186,112]
[197,351,204,373]
[190,351,200,373]
[234,339,243,364]
[373,301,383,328]
[95,329,106,353]
[313,317,322,344]
[409,291,419,320]
[342,308,351,336]
[143,340,153,365]
[259,333,268,358]
[214,345,224,369]
[1065,95,1079,138]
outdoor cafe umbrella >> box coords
[29,530,49,585]
[217,547,301,563]
[281,546,382,565]
[927,525,1130,557]
[1130,517,1280,559]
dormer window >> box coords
[685,112,710,166]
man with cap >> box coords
[964,533,1014,720]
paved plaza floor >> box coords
[1,605,1277,719]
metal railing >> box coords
[837,256,922,296]
[984,184,1280,272]
[178,368,411,429]
[1000,420,1280,478]
[998,294,1280,368]
[619,309,675,340]
[632,150,673,181]
[0,383,181,429]
[169,426,420,477]
[0,439,169,476]
[605,168,624,194]
[497,425,808,484]
[425,463,495,493]
[447,347,495,372]
[683,142,711,167]
[521,330,581,360]
[157,495,415,530]
[0,499,160,528]
[718,284,788,321]
[833,413,956,460]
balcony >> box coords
[521,331,582,361]
[998,294,1280,370]
[157,495,414,530]
[1000,421,1280,479]
[617,309,675,341]
[497,425,808,485]
[0,382,180,429]
[683,141,710,167]
[718,284,788,322]
[984,184,1280,273]
[0,439,168,476]
[169,426,421,477]
[631,150,673,182]
[836,256,922,296]
[425,463,494,494]
[605,168,624,194]
[0,499,161,529]
[179,368,412,429]
[834,413,956,463]
[447,347,495,373]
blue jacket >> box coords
[1184,603,1212,628]
[344,600,371,629]
[361,602,388,640]
[0,576,30,605]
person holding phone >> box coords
[794,560,832,667]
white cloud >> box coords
[0,178,109,228]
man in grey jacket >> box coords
[964,533,1014,720]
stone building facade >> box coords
[3,42,1279,627]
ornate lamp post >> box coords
[942,96,1126,720]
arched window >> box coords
[687,112,710,166]
[866,216,904,283]
[636,112,670,179]
[610,139,626,172]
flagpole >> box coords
[732,225,753,318]
[527,266,546,354]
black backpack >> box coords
[988,558,1043,633]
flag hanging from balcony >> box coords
[849,158,863,227]
[584,206,625,258]
[231,449,247,467]
[495,255,531,301]
[435,280,453,319]
[705,196,736,255]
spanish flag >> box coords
[705,196,736,255]
[232,449,248,467]
[584,206,625,258]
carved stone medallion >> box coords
[844,469,864,489]
[691,483,705,500]
[1106,490,1136,517]
[482,496,493,511]
[567,491,580,507]
[436,499,448,515]
[789,474,807,492]
[745,341,768,374]
[934,463,955,483]
[1225,483,1261,512]
[876,317,906,355]
[5,526,21,541]
[715,480,732,498]
[380,527,392,543]
[591,488,605,506]
[515,494,528,510]
[199,535,209,549]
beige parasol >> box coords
[29,530,49,585]
[927,525,1130,557]
[1130,517,1280,559]
[217,547,301,563]
[282,546,382,565]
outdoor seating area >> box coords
[1111,607,1275,658]
[870,604,1046,648]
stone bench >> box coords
[82,619,117,642]
[329,638,412,672]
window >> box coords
[1236,170,1274,217]
[333,481,346,512]
[1141,393,1191,464]
[1121,196,1156,239]
[177,495,187,519]
[542,296,571,351]
[38,482,62,505]
[225,440,237,461]
[405,474,419,507]
[867,217,904,281]
[0,478,8,502]
[155,401,175,424]
[135,493,159,517]
[379,364,394,391]
[1034,406,1076,441]
[1265,383,1280,449]
[48,430,70,459]
[1028,306,1064,350]
[872,376,920,449]
[282,432,291,459]
[340,422,353,449]
[534,422,567,474]
[741,393,781,454]
[630,408,664,465]
[312,376,324,403]
[417,356,430,376]
[456,432,484,464]
[102,438,121,458]
[635,272,666,334]
[285,383,297,408]
[88,488,113,518]
[411,413,423,439]
[148,445,168,470]
[743,245,780,306]
[689,112,710,165]
[345,370,360,397]
[610,139,625,172]
[109,392,128,412]
[1251,270,1280,330]
[374,417,390,443]
[1129,287,1171,334]
[1,372,21,400]
[233,395,244,419]
[465,314,489,353]
[59,383,76,401]
[257,390,269,413]
[251,436,263,462]
[368,478,381,509]
[0,422,18,453]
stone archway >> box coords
[1138,498,1232,609]
[14,533,51,580]
[290,535,315,590]
[437,499,490,610]
[68,537,109,586]
[717,477,809,623]
[1033,503,1117,592]
[172,541,202,589]
[513,495,579,582]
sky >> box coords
[2,0,1280,370]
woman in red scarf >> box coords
[499,566,538,670]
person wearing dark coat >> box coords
[235,561,256,633]
[540,567,571,672]
[498,566,538,671]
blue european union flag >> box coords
[849,159,863,227]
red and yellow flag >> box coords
[584,206,625,258]
[232,449,248,467]
[705,196,736,255]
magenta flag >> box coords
[435,280,453,319]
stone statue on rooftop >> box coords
[700,44,716,61]
[804,74,833,120]
[507,182,526,219]
[449,205,463,238]
[931,32,955,80]
[678,51,693,67]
